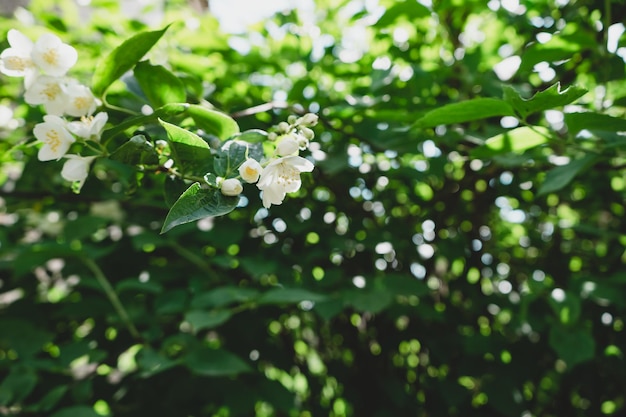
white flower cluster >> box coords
[220,113,318,209]
[1,29,107,189]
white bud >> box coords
[275,135,300,156]
[297,113,319,127]
[239,158,263,183]
[277,121,290,133]
[220,178,243,196]
[299,126,315,140]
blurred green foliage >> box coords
[1,0,626,416]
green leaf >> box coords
[35,386,68,412]
[161,183,239,233]
[537,154,598,196]
[231,129,268,143]
[163,176,189,207]
[92,25,170,96]
[184,348,252,377]
[564,112,626,135]
[548,326,595,367]
[0,367,38,406]
[503,83,587,120]
[187,104,240,140]
[191,286,260,309]
[344,289,394,314]
[136,347,179,378]
[257,288,329,305]
[415,98,515,128]
[213,140,254,177]
[471,126,551,158]
[109,134,159,165]
[159,118,212,173]
[377,0,431,26]
[50,406,100,417]
[134,60,186,108]
[184,310,233,332]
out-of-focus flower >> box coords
[24,75,68,115]
[0,29,36,80]
[221,178,243,196]
[296,113,319,127]
[239,158,263,183]
[257,155,314,208]
[33,115,75,161]
[61,155,96,187]
[275,135,300,156]
[67,112,108,140]
[64,81,97,117]
[31,33,77,77]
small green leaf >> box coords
[213,140,251,177]
[187,104,240,140]
[377,0,430,26]
[345,289,393,314]
[548,326,595,367]
[35,386,68,412]
[415,98,515,128]
[537,154,598,196]
[0,367,38,406]
[161,183,239,233]
[92,25,170,96]
[50,406,101,417]
[136,347,179,378]
[184,310,233,332]
[134,61,186,108]
[503,83,587,120]
[232,129,268,143]
[184,348,252,377]
[191,286,260,309]
[159,118,211,172]
[564,112,626,135]
[257,288,329,305]
[471,126,550,158]
[109,135,159,165]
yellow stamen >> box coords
[42,49,58,66]
[45,130,61,153]
[42,83,61,100]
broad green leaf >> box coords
[187,104,240,140]
[548,290,582,325]
[519,33,593,72]
[184,348,252,377]
[50,406,100,417]
[471,126,550,158]
[184,310,233,332]
[191,286,260,309]
[213,140,256,177]
[503,83,587,120]
[548,326,595,367]
[101,103,189,142]
[109,135,159,165]
[134,60,186,108]
[537,154,598,196]
[344,289,393,314]
[415,98,515,128]
[35,386,68,412]
[154,289,188,314]
[136,347,179,378]
[163,176,189,207]
[159,118,211,173]
[257,288,329,305]
[231,129,268,143]
[0,319,53,357]
[92,25,170,96]
[161,183,239,233]
[564,112,626,135]
[0,367,38,406]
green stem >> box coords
[81,257,141,340]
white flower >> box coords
[61,155,95,187]
[31,33,77,77]
[221,178,243,196]
[275,135,300,156]
[67,112,108,140]
[64,81,97,117]
[33,115,75,161]
[0,29,36,80]
[24,75,68,115]
[257,155,314,208]
[238,158,263,183]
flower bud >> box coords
[277,121,290,133]
[239,158,263,183]
[220,178,243,196]
[299,126,315,140]
[276,135,300,156]
[297,113,318,127]
[287,115,298,125]
[267,132,278,141]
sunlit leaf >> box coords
[92,25,170,96]
[134,60,186,108]
[415,98,515,128]
[503,83,587,120]
[471,126,551,158]
[187,104,240,141]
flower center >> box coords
[42,48,59,66]
[43,83,61,100]
[277,164,299,186]
[74,96,91,111]
[6,56,30,71]
[45,130,61,152]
